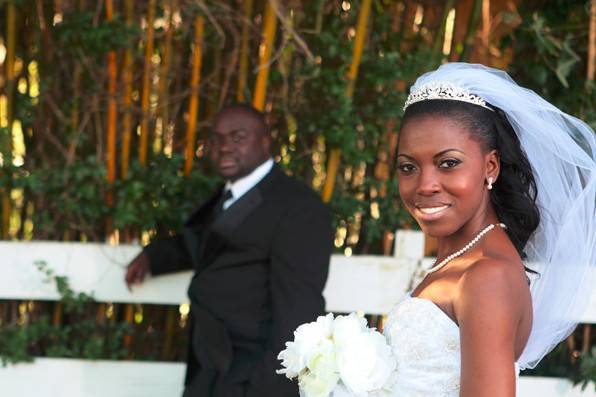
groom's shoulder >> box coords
[270,168,326,206]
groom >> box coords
[125,103,334,397]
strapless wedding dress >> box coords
[381,294,462,396]
[328,293,521,397]
[378,294,519,397]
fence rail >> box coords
[2,239,595,321]
[0,239,595,397]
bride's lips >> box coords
[413,204,451,222]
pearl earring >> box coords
[487,177,493,190]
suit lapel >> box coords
[198,165,282,271]
[184,188,223,228]
[181,188,224,271]
[210,187,263,237]
[210,164,283,236]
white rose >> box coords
[336,331,396,396]
[306,338,337,374]
[294,313,334,355]
[332,313,368,349]
[278,314,335,379]
[299,346,340,397]
[299,372,337,397]
[277,341,306,379]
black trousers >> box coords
[182,368,247,397]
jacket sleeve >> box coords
[248,198,334,396]
[143,233,194,276]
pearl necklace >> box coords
[426,223,507,275]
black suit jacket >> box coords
[143,164,333,397]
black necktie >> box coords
[213,189,233,217]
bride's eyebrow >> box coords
[433,149,465,159]
[397,149,465,160]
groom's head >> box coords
[206,104,272,182]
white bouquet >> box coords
[277,313,396,397]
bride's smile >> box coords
[397,116,499,244]
[413,203,451,221]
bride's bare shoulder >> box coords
[454,256,530,323]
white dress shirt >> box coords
[222,158,274,210]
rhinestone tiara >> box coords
[403,81,494,112]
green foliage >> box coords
[54,11,140,60]
[0,325,33,365]
[521,332,596,389]
[0,261,132,366]
[271,5,434,245]
[113,154,220,232]
[574,347,596,392]
[504,4,595,384]
[524,342,579,378]
[24,157,109,239]
[1,1,593,378]
[507,3,596,129]
[5,154,218,240]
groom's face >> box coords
[207,109,271,182]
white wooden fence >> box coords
[0,238,594,397]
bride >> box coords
[375,63,594,396]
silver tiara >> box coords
[403,81,493,112]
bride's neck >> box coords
[435,211,500,259]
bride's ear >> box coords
[485,149,500,184]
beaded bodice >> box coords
[381,294,520,397]
[330,294,521,397]
[383,294,461,396]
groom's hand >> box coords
[125,252,151,291]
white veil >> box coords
[408,63,596,370]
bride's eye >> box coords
[438,158,461,169]
[398,163,416,173]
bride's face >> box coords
[397,115,497,238]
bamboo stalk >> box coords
[2,0,17,239]
[123,304,134,356]
[168,35,185,152]
[321,0,372,203]
[67,64,82,162]
[96,303,106,325]
[278,7,296,120]
[66,0,84,163]
[157,0,177,154]
[567,335,577,363]
[588,0,596,88]
[161,307,177,359]
[121,0,134,179]
[582,324,592,353]
[252,0,278,111]
[431,0,455,63]
[237,0,253,102]
[204,45,223,134]
[345,0,371,98]
[183,16,205,176]
[106,0,118,211]
[374,120,398,256]
[52,302,63,327]
[139,0,156,166]
[398,1,418,52]
[321,149,342,202]
[481,0,490,64]
[460,0,483,61]
[449,0,471,61]
[314,0,325,33]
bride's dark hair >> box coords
[401,100,540,258]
